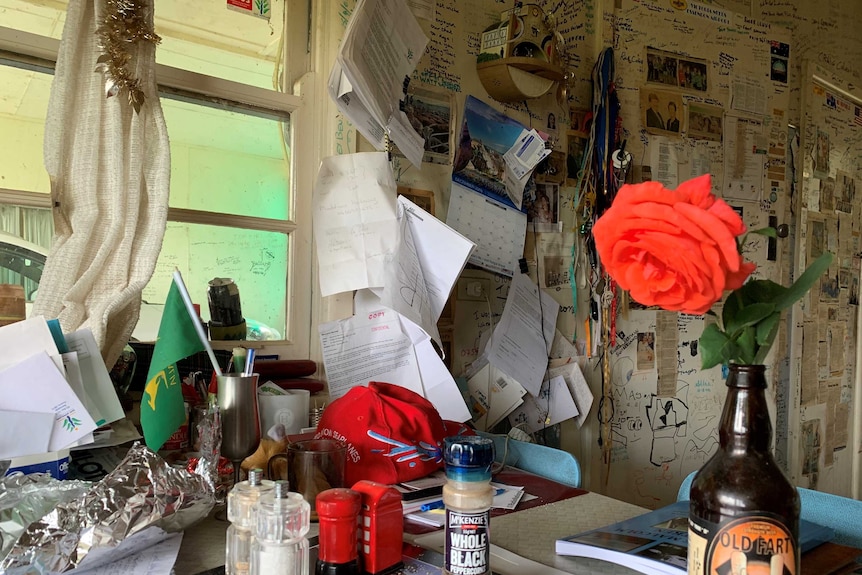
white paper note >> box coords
[508,375,578,434]
[0,352,98,450]
[548,360,594,429]
[486,273,559,396]
[466,363,527,431]
[64,328,125,427]
[313,153,399,297]
[0,316,62,373]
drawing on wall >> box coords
[813,128,830,179]
[525,181,561,233]
[646,396,688,466]
[636,332,655,371]
[641,89,684,136]
[770,41,789,84]
[687,102,723,141]
[646,47,707,92]
[395,85,454,166]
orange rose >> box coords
[593,174,755,315]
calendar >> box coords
[446,182,527,277]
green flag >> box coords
[141,280,206,451]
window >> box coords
[0,0,313,358]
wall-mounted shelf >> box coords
[477,57,564,103]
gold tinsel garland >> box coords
[94,0,161,114]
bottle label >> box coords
[444,509,490,575]
[688,513,797,575]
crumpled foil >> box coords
[1,443,215,573]
[0,474,91,562]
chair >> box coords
[476,431,581,488]
[677,470,862,548]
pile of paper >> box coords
[313,153,475,422]
[0,317,125,461]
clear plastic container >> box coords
[226,469,273,575]
[250,481,310,575]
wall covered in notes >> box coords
[787,62,862,498]
[323,0,862,507]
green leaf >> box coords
[753,313,781,364]
[750,227,778,238]
[773,252,834,311]
[736,279,786,306]
[736,326,757,364]
[700,324,738,370]
[724,302,776,335]
[755,311,781,346]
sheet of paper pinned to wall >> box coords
[649,138,679,189]
[723,114,766,202]
[508,375,579,434]
[656,311,679,397]
[466,363,526,431]
[485,272,559,397]
[548,359,594,428]
[331,0,429,166]
[313,152,399,297]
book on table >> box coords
[554,500,835,575]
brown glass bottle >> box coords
[687,364,800,575]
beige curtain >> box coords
[33,0,169,366]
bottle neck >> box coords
[719,364,772,453]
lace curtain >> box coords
[32,0,169,366]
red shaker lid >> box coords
[316,488,361,518]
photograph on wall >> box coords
[568,107,590,137]
[770,41,790,84]
[641,89,685,136]
[836,171,855,213]
[813,128,830,179]
[394,85,454,166]
[819,177,836,213]
[801,418,821,476]
[646,47,708,92]
[687,102,723,141]
[851,275,859,306]
[646,48,679,89]
[808,219,826,262]
[636,332,655,371]
[677,58,708,92]
[525,181,562,233]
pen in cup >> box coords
[243,348,256,376]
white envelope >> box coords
[0,410,54,459]
[0,351,98,451]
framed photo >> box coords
[398,186,435,216]
[568,107,590,137]
[687,102,724,141]
[641,88,685,136]
[566,135,588,185]
[535,150,566,184]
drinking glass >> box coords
[217,373,261,484]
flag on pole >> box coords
[140,279,207,451]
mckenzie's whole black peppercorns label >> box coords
[444,510,490,575]
[688,513,798,575]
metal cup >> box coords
[268,438,346,519]
[216,373,261,483]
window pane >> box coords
[0,64,51,194]
[140,222,288,341]
[2,0,285,91]
[162,96,290,221]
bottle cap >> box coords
[255,482,310,542]
[443,436,494,481]
[227,472,274,527]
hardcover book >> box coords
[555,500,834,575]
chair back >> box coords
[477,431,581,488]
[677,470,862,548]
